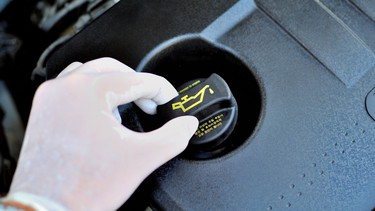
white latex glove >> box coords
[4,57,198,210]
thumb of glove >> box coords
[139,116,198,169]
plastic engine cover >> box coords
[45,0,375,210]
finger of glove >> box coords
[73,57,134,74]
[57,62,83,78]
[137,116,198,167]
[97,72,178,112]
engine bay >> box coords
[1,0,375,210]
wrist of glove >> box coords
[0,192,66,211]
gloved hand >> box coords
[3,57,198,210]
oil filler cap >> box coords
[157,73,238,153]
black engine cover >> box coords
[45,0,375,210]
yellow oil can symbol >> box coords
[172,85,214,112]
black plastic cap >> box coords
[157,73,238,157]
